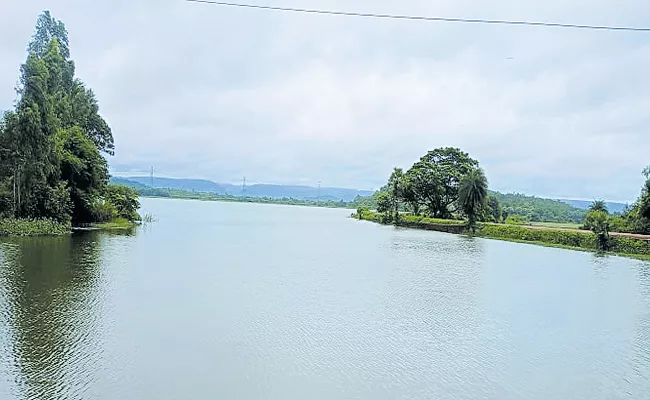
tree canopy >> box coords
[368,147,488,224]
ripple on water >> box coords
[1,200,650,399]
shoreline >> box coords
[355,211,650,261]
[0,218,137,237]
[140,194,355,210]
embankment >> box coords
[355,211,650,259]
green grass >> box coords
[94,218,136,231]
[530,221,583,229]
[0,218,71,236]
[478,234,650,261]
[401,214,466,225]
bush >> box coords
[609,216,633,233]
[478,224,598,249]
[104,185,141,221]
[91,200,117,223]
[0,218,71,236]
[505,215,529,225]
[610,236,650,256]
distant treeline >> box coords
[111,178,350,208]
[491,192,586,223]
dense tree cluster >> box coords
[372,148,491,228]
[598,168,650,235]
[0,11,138,224]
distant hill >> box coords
[127,176,227,194]
[110,177,150,190]
[558,199,629,214]
[121,176,373,202]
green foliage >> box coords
[350,194,377,210]
[355,209,650,258]
[387,168,405,221]
[400,214,466,226]
[478,224,599,250]
[584,210,610,235]
[104,185,141,222]
[55,126,109,222]
[485,195,502,223]
[0,11,125,228]
[90,199,117,223]
[608,216,632,233]
[356,206,369,220]
[492,192,586,223]
[355,210,466,232]
[584,209,611,250]
[405,147,479,219]
[0,218,70,236]
[609,236,650,256]
[95,217,134,231]
[29,10,70,59]
[376,191,392,214]
[458,168,488,231]
[589,200,608,214]
[611,169,650,235]
[505,215,529,225]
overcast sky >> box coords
[1,0,649,201]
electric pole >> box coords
[317,181,321,206]
[242,176,246,199]
[150,166,154,187]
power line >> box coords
[186,0,650,33]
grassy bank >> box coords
[93,218,137,231]
[0,219,71,236]
[355,211,650,259]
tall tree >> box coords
[458,168,488,232]
[485,195,502,222]
[405,147,479,218]
[387,168,404,222]
[0,11,123,223]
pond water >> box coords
[0,198,649,399]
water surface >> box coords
[1,198,649,399]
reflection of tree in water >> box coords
[1,232,104,399]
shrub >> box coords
[505,215,529,225]
[104,185,141,221]
[0,218,71,236]
[478,224,598,250]
[609,216,633,233]
[91,200,117,223]
[609,236,650,256]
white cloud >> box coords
[1,0,649,200]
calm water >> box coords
[0,198,649,399]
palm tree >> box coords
[589,200,608,214]
[458,168,488,232]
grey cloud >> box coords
[1,0,649,200]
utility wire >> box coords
[186,0,650,32]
